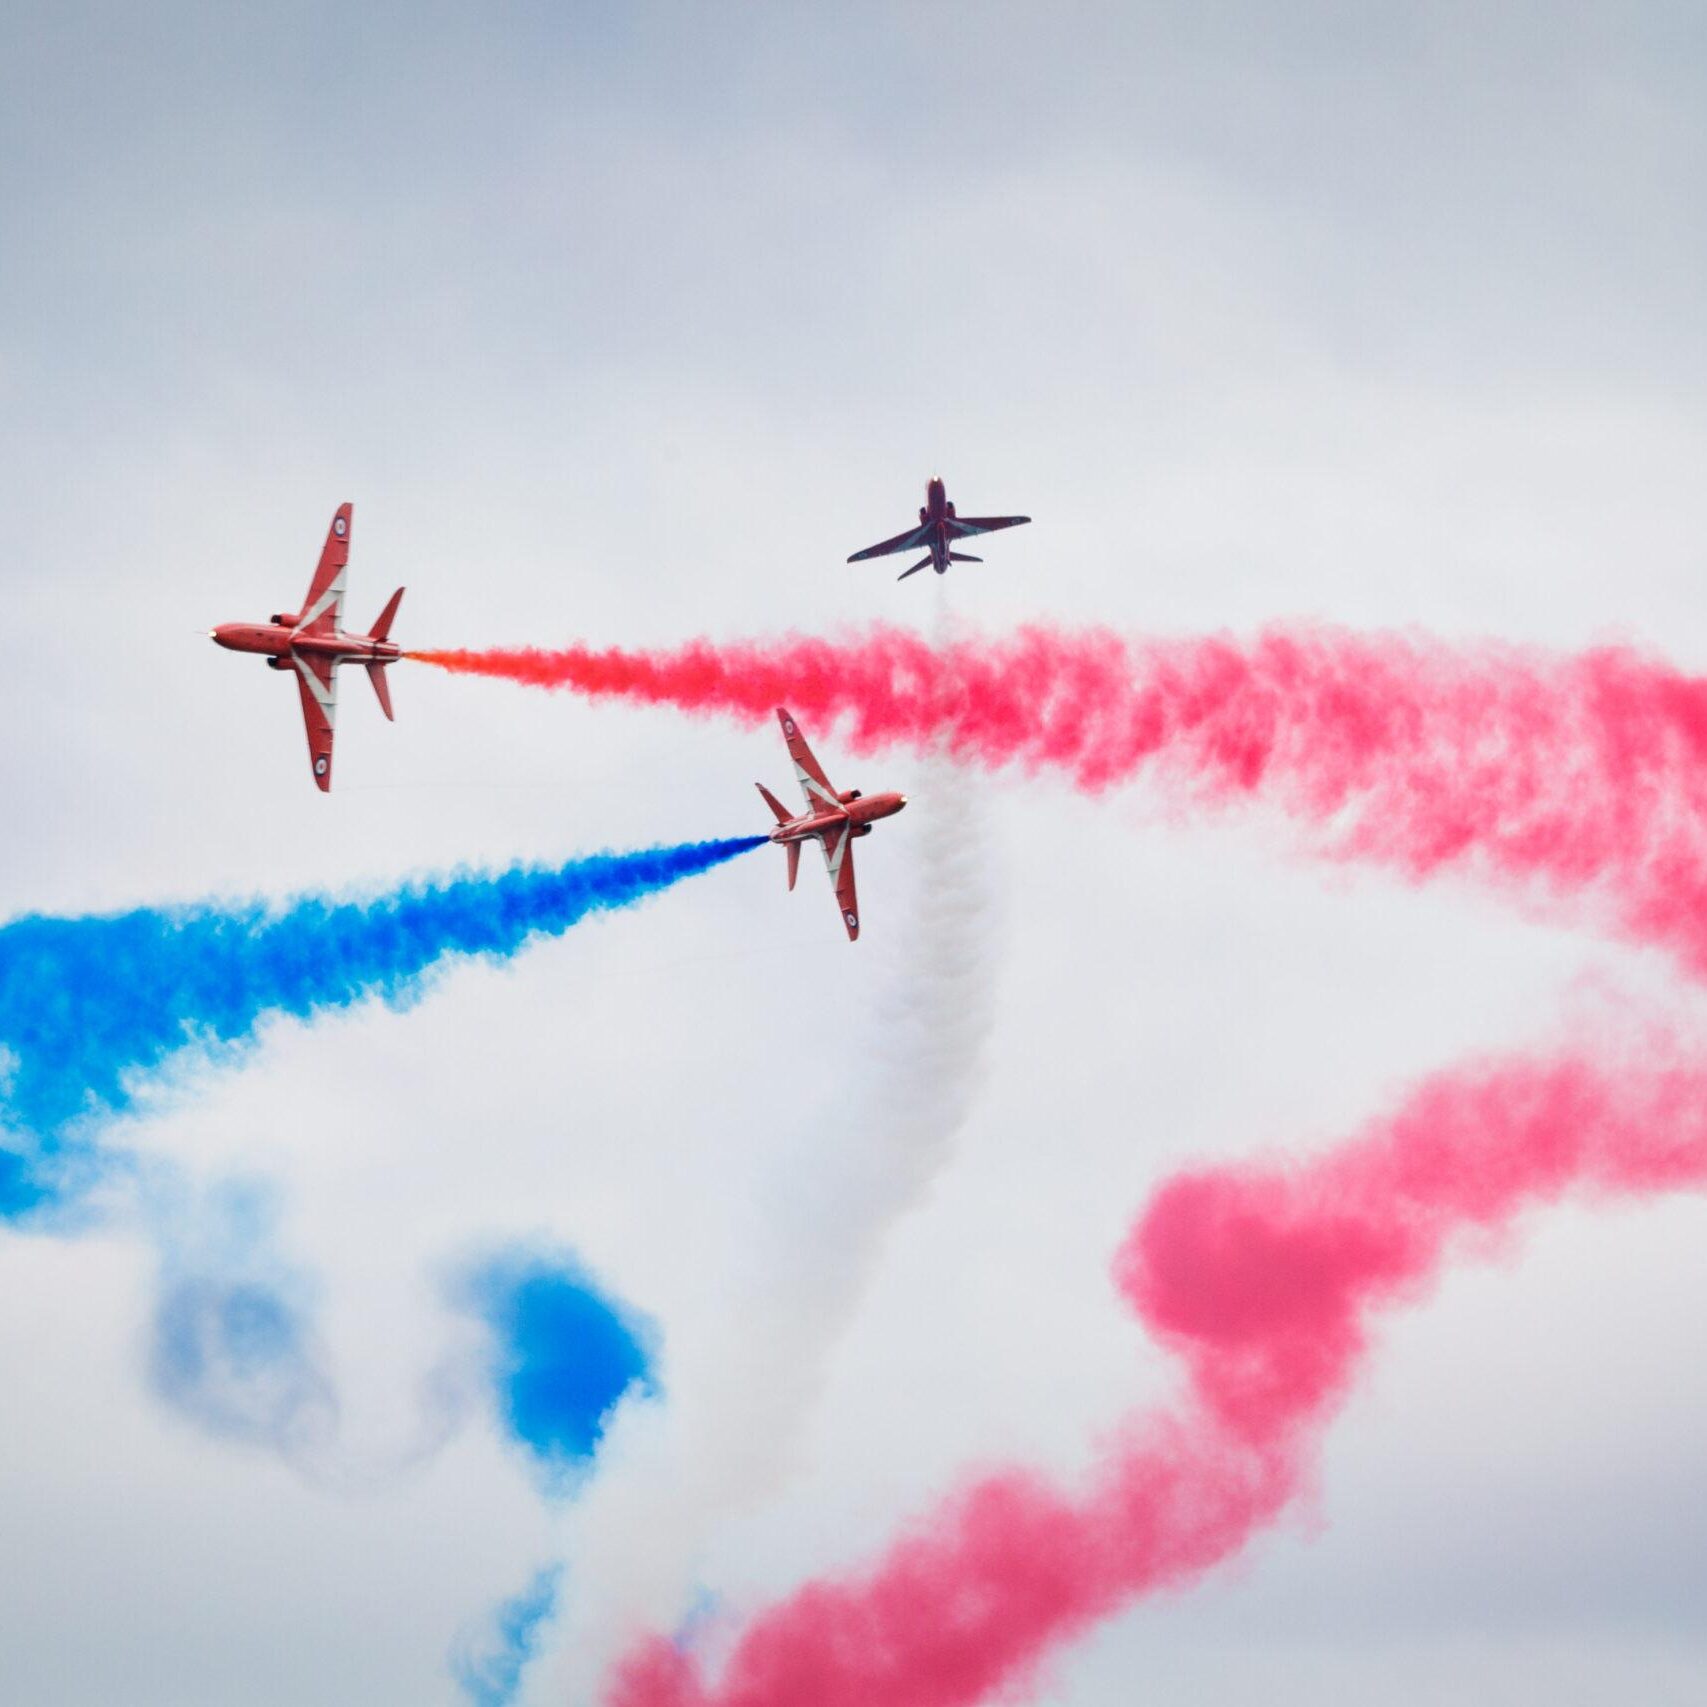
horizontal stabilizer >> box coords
[756,781,792,824]
[897,554,934,580]
[369,586,405,642]
[947,552,982,563]
[785,841,799,891]
[367,661,394,721]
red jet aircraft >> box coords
[757,708,907,941]
[848,475,1030,580]
[210,502,404,792]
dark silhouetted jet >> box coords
[848,477,1030,580]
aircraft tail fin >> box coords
[897,554,934,580]
[366,662,395,721]
[947,552,982,563]
[756,782,792,824]
[368,587,406,642]
[785,841,800,891]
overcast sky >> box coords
[2,4,1706,1705]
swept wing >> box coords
[947,514,1030,540]
[847,522,932,563]
[773,708,861,938]
[777,707,840,815]
[294,502,353,637]
[292,650,338,791]
[818,820,860,940]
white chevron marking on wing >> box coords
[292,652,339,727]
[294,569,347,634]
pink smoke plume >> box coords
[604,1045,1707,1707]
[411,627,1707,975]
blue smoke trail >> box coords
[0,836,765,1213]
[451,1563,564,1707]
[455,1249,659,1489]
[443,1244,656,1699]
[148,1179,336,1454]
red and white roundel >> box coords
[333,516,347,537]
[784,718,796,734]
[844,910,858,927]
[314,756,328,776]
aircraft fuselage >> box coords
[757,708,904,938]
[212,621,401,667]
[212,503,406,790]
[916,477,958,572]
[847,476,1027,582]
[768,789,908,846]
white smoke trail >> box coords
[528,716,1001,1703]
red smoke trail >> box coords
[605,1046,1707,1707]
[411,626,1707,1697]
[410,628,1707,974]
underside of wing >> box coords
[948,514,1030,539]
[777,708,840,814]
[292,652,338,791]
[847,522,931,562]
[819,824,860,940]
[296,502,353,637]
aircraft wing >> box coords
[947,514,1030,540]
[295,502,353,637]
[819,821,860,940]
[292,652,338,791]
[777,708,840,815]
[847,522,932,563]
